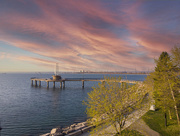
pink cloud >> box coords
[0,0,179,72]
[0,52,6,59]
[122,1,180,57]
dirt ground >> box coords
[129,118,160,136]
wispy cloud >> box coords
[0,0,179,72]
[0,52,7,59]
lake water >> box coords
[0,73,147,136]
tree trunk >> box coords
[165,112,167,127]
[168,79,180,125]
[174,105,180,125]
[113,123,119,134]
[168,110,172,120]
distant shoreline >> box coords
[65,72,150,75]
[0,72,151,75]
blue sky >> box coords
[0,0,180,72]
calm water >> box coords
[0,73,147,136]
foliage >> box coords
[153,52,176,111]
[171,46,180,68]
[147,50,180,125]
[84,76,149,135]
[142,110,180,136]
[171,46,180,108]
[143,72,155,101]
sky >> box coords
[0,0,180,73]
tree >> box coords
[171,46,180,122]
[84,77,149,135]
[171,46,180,68]
[152,51,180,126]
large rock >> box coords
[50,127,62,136]
[66,129,82,136]
[48,121,91,136]
[150,105,155,111]
[62,127,75,135]
[39,133,50,136]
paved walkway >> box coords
[80,118,160,136]
[129,118,159,136]
[80,101,160,136]
[80,105,149,136]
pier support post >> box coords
[53,81,55,88]
[47,81,49,88]
[60,82,62,88]
[35,80,37,87]
[82,80,84,88]
[63,81,65,89]
[31,80,33,86]
[39,81,41,87]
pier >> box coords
[31,77,142,89]
[31,78,104,88]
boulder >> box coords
[81,125,93,133]
[150,105,155,111]
[50,127,62,135]
[70,124,76,128]
[62,127,75,135]
[39,133,50,136]
[52,133,64,136]
[66,129,82,136]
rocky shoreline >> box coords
[40,121,93,136]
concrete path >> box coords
[80,118,160,136]
[129,118,160,136]
[80,105,149,136]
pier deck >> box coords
[31,77,142,88]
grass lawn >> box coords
[142,110,180,136]
[114,129,143,136]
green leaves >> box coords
[146,47,180,125]
[84,76,150,135]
